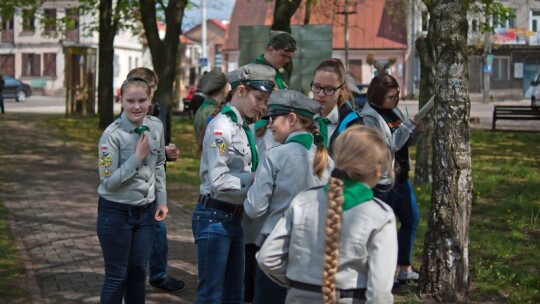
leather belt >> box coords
[198,195,243,217]
[289,280,366,300]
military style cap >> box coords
[262,90,320,120]
[227,63,276,92]
[199,67,227,94]
[267,31,297,51]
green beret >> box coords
[227,63,276,92]
[263,90,320,120]
[267,31,297,51]
[199,67,227,94]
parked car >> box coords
[1,75,32,102]
[352,84,369,110]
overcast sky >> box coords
[182,0,236,30]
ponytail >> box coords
[301,117,329,179]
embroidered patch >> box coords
[213,129,223,136]
[101,169,111,177]
[101,144,108,150]
[99,154,112,168]
[210,138,226,156]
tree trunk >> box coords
[98,0,119,129]
[139,0,187,143]
[418,1,473,302]
[413,22,436,185]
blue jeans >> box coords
[191,203,244,304]
[149,220,168,283]
[254,264,287,304]
[376,180,419,266]
[97,197,155,304]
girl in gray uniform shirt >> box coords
[97,77,168,304]
[244,90,332,304]
[257,126,398,304]
[192,63,276,303]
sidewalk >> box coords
[0,113,197,303]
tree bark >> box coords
[413,4,436,185]
[139,0,187,143]
[418,1,473,302]
[98,0,121,129]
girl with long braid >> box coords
[244,89,332,304]
[257,126,398,303]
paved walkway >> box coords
[0,113,197,303]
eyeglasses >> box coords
[267,113,290,124]
[384,90,400,102]
[310,82,344,96]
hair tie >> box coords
[314,134,325,144]
[331,168,347,180]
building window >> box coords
[531,11,540,32]
[43,53,56,77]
[43,8,57,32]
[0,54,15,76]
[492,56,510,80]
[494,9,516,30]
[22,53,41,77]
[471,19,479,32]
[22,9,36,31]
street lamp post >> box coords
[336,1,358,71]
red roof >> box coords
[223,0,407,51]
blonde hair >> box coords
[322,126,392,303]
[298,116,329,179]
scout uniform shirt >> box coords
[257,186,398,303]
[199,104,254,205]
[244,131,330,246]
[97,114,167,206]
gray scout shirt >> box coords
[199,104,253,205]
[244,131,331,246]
[257,187,398,303]
[98,114,167,206]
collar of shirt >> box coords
[221,103,246,127]
[285,130,312,150]
[314,105,339,126]
[119,112,148,133]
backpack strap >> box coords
[338,111,360,134]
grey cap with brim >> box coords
[262,90,320,120]
[199,67,227,94]
[227,63,276,92]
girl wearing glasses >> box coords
[311,58,363,152]
[359,73,423,284]
[244,89,331,304]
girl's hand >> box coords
[155,204,168,221]
[413,118,425,132]
[135,133,151,161]
[165,143,180,161]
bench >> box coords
[492,105,540,130]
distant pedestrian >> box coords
[252,30,297,89]
[0,74,5,114]
[125,67,185,293]
[257,125,398,303]
[97,77,168,304]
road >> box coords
[3,95,539,131]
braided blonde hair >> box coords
[322,126,392,303]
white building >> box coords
[0,2,145,97]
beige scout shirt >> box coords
[97,114,167,206]
[199,105,253,205]
[257,188,398,303]
[244,131,330,246]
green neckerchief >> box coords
[253,55,286,89]
[221,105,258,172]
[200,98,218,110]
[315,117,331,148]
[134,125,149,134]
[254,119,268,131]
[285,133,312,150]
[324,178,373,211]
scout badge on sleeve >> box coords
[210,129,226,156]
[99,144,112,168]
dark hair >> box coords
[126,67,158,85]
[367,74,400,107]
[120,77,151,96]
[312,59,351,108]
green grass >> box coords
[0,202,32,303]
[41,116,540,302]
